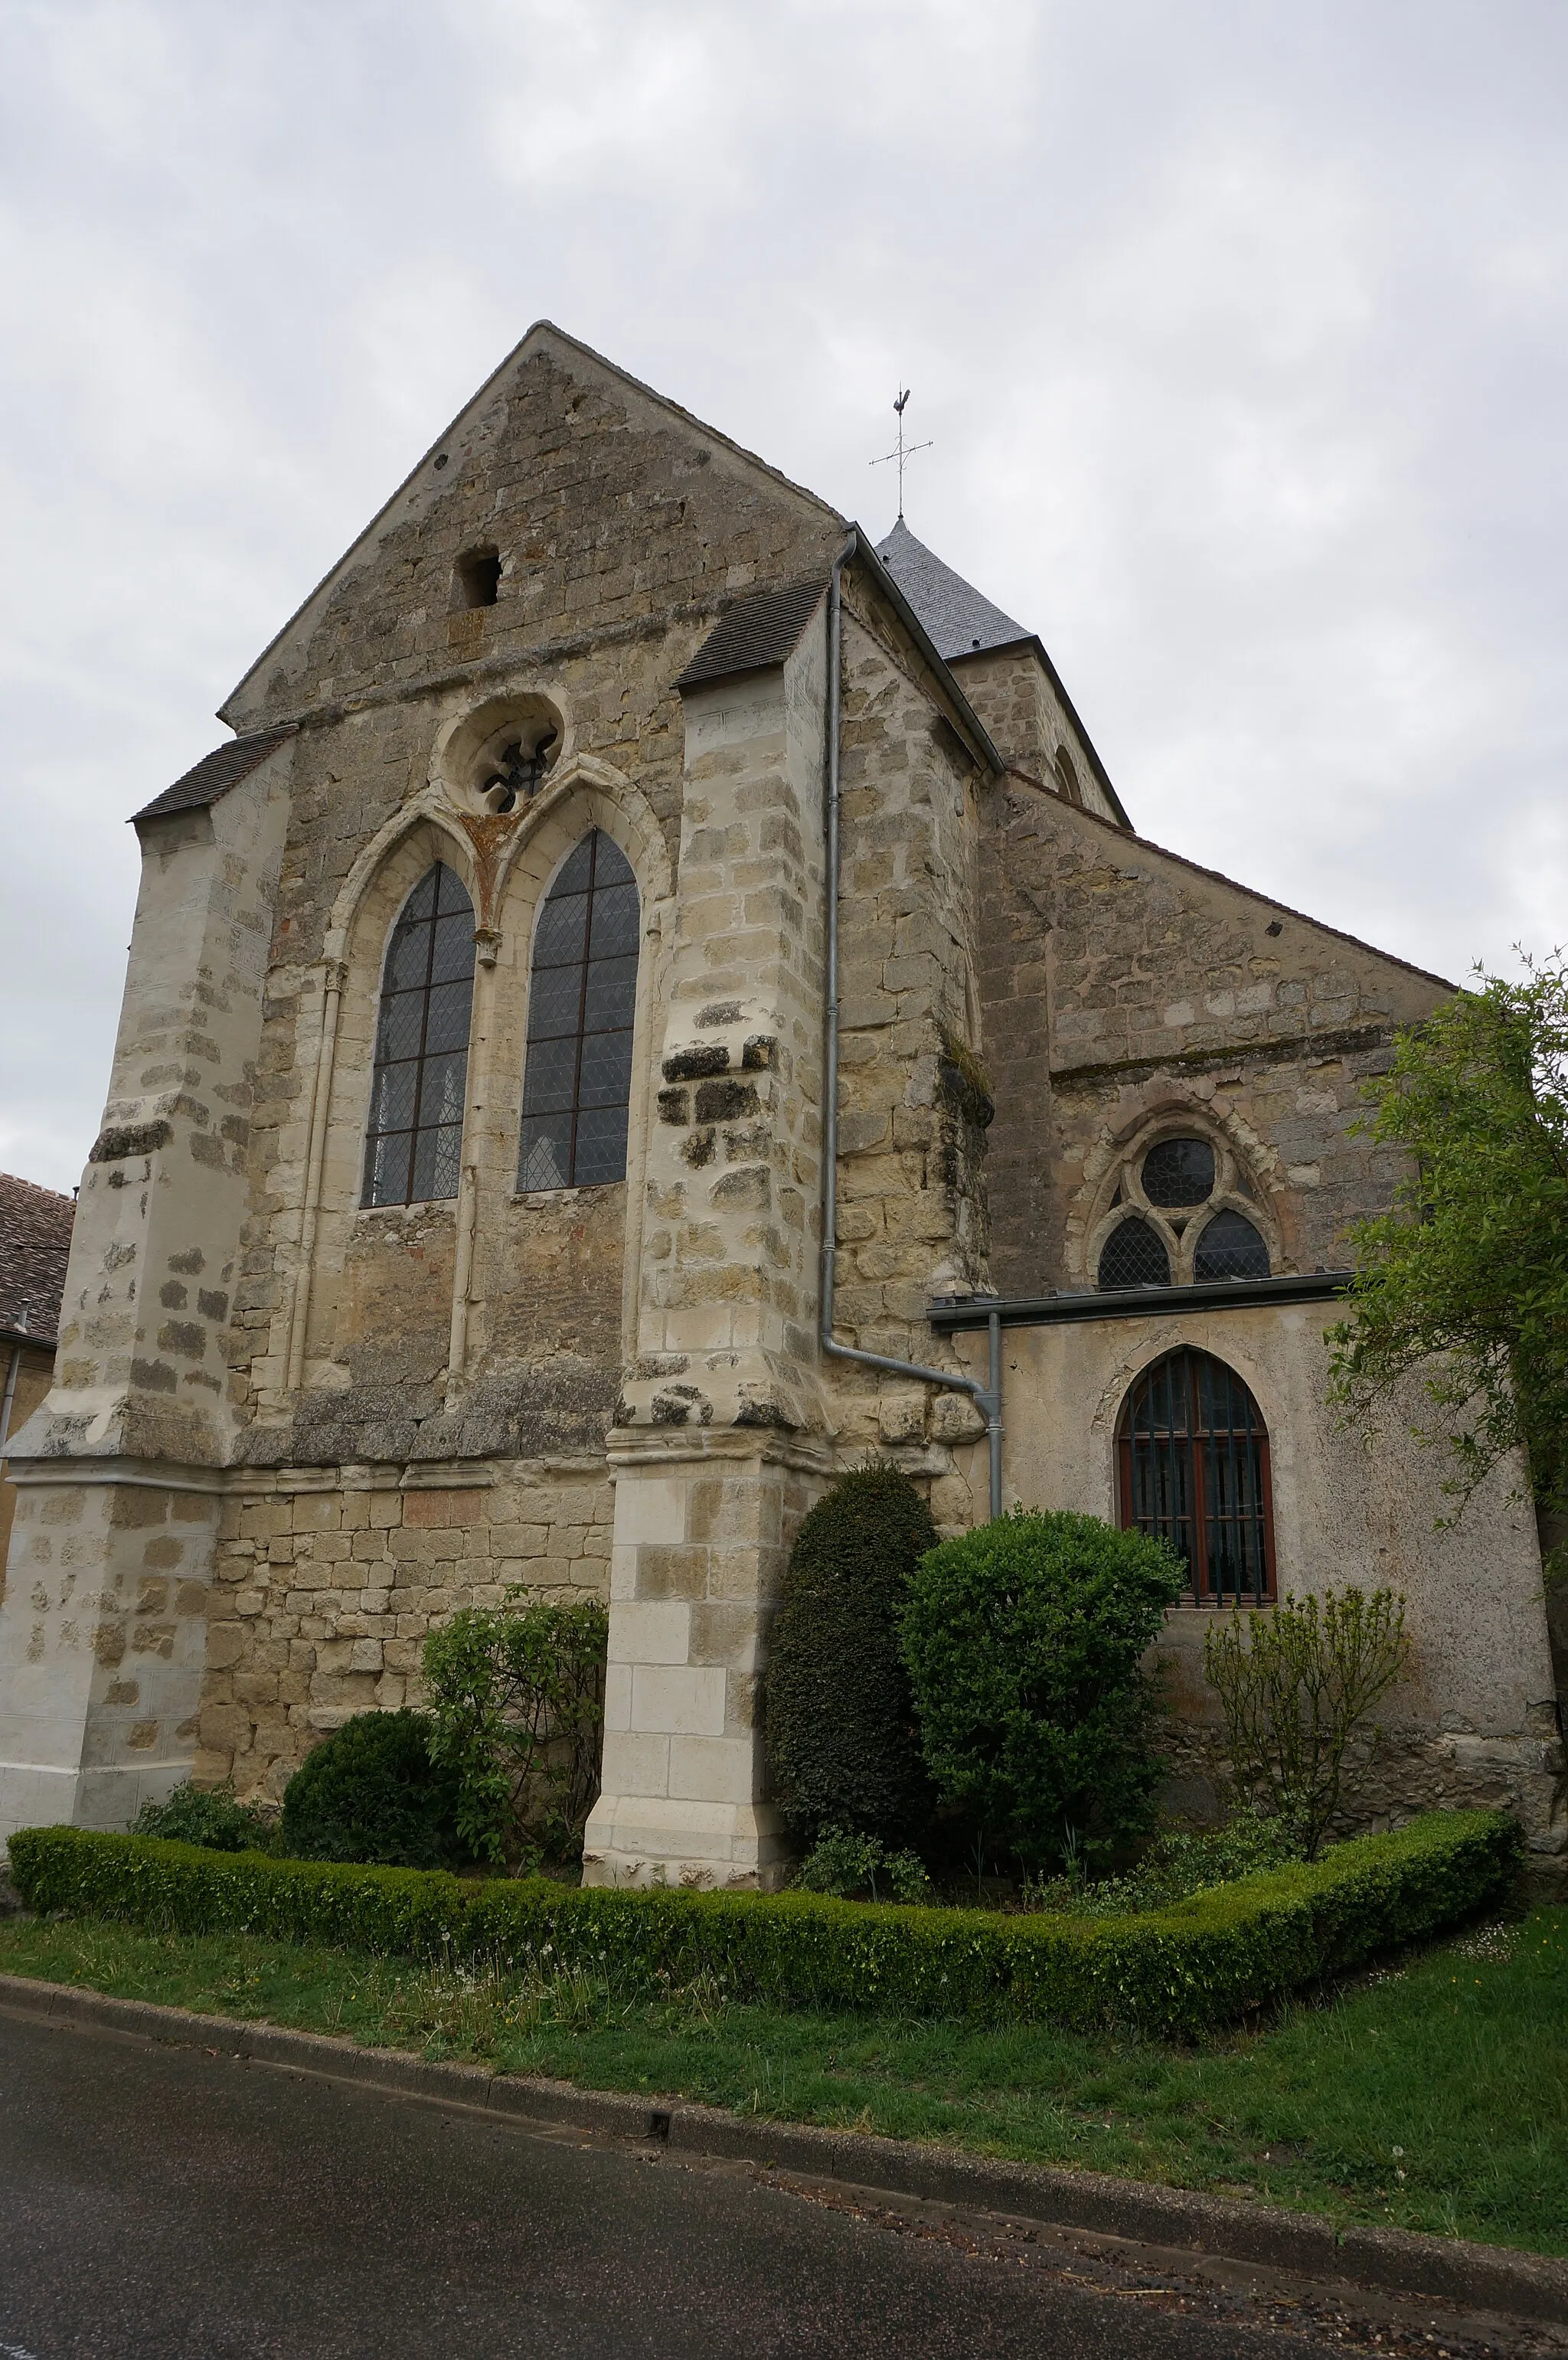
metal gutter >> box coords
[818,541,1004,1517]
[927,1271,1356,1333]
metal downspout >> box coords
[0,1339,21,1476]
[818,542,1004,1518]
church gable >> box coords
[221,322,844,733]
[979,781,1449,1297]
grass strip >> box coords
[1,1905,1563,2260]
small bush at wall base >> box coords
[6,1809,1520,2039]
[279,1710,468,1871]
[132,1782,278,1855]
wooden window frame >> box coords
[1116,1347,1276,1607]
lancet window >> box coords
[518,830,640,1191]
[362,862,476,1208]
[1116,1347,1275,1605]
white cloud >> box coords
[2,0,1566,1186]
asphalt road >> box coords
[0,2009,1333,2359]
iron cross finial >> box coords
[871,387,933,521]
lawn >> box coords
[1,1905,1563,2258]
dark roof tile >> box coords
[874,519,1027,662]
[675,577,829,689]
[0,1172,74,1346]
[132,725,296,823]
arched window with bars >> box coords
[1116,1347,1275,1605]
[518,829,640,1191]
[362,861,475,1208]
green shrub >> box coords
[279,1709,467,1870]
[6,1809,1520,2038]
[422,1594,608,1867]
[132,1780,277,1855]
[1034,1803,1307,1917]
[795,1826,933,1905]
[765,1463,936,1845]
[900,1508,1186,1875]
[1204,1586,1413,1856]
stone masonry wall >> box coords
[979,780,1449,1297]
[825,590,991,1522]
[950,643,1121,825]
[200,1459,612,1803]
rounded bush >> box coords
[764,1463,936,1845]
[900,1508,1186,1874]
[279,1708,468,1869]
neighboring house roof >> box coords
[675,575,830,688]
[874,518,1028,661]
[0,1172,74,1348]
[131,724,296,823]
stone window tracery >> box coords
[362,861,475,1208]
[1116,1346,1275,1605]
[518,829,640,1191]
[1093,1127,1272,1291]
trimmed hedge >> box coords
[6,1809,1520,2038]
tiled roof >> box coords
[874,519,1027,662]
[0,1172,74,1346]
[132,724,297,822]
[675,576,830,689]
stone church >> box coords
[0,323,1560,1875]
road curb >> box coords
[2,1969,1563,2328]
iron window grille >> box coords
[362,862,475,1208]
[1116,1346,1276,1605]
[518,829,640,1191]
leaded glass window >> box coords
[1194,1208,1270,1282]
[518,830,639,1191]
[1117,1348,1274,1605]
[363,862,475,1208]
[1097,1216,1171,1291]
[1142,1136,1216,1207]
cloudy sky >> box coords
[2,0,1565,1192]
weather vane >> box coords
[871,388,933,521]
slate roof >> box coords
[132,724,297,823]
[0,1172,74,1347]
[874,519,1028,662]
[675,576,830,689]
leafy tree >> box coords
[764,1463,936,1847]
[1328,956,1568,1555]
[898,1508,1185,1875]
[422,1593,609,1868]
[1203,1586,1411,1857]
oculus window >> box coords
[1117,1347,1275,1606]
[518,830,639,1191]
[363,862,475,1208]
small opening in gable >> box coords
[455,548,501,610]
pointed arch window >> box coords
[362,862,475,1208]
[1116,1348,1275,1605]
[518,829,640,1191]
